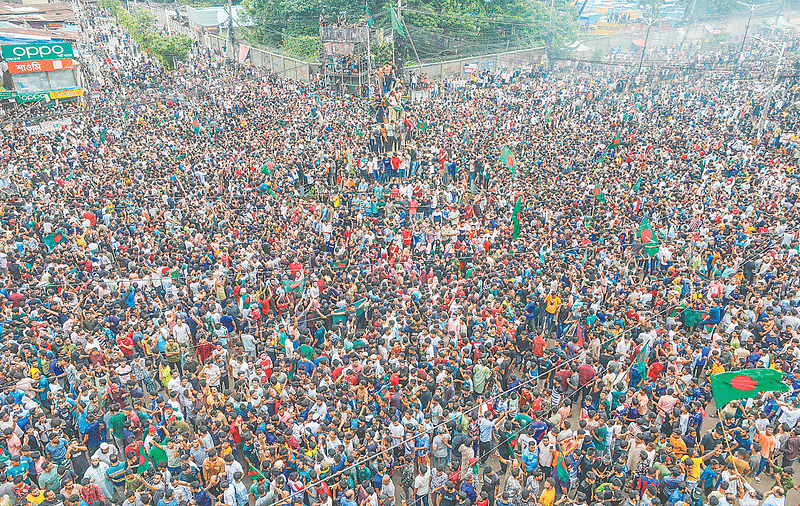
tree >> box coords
[242,0,578,60]
[99,0,192,68]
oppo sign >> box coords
[1,42,74,63]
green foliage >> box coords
[242,0,578,60]
[371,28,392,66]
[638,0,663,19]
[680,0,739,20]
[281,33,322,60]
[99,0,193,68]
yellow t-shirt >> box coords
[540,488,555,506]
[670,436,687,459]
[27,491,46,506]
[682,456,704,480]
[545,295,561,314]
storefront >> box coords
[0,41,83,104]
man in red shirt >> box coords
[289,258,303,278]
[577,358,597,403]
[532,333,546,358]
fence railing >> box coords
[404,47,546,79]
[147,5,316,83]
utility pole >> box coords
[738,2,775,56]
[756,37,786,133]
[547,0,555,63]
[679,0,697,49]
[228,0,235,59]
[637,17,655,75]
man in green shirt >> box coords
[473,360,492,395]
[107,404,126,449]
[37,461,61,492]
[164,338,182,375]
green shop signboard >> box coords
[1,42,74,62]
[16,92,49,103]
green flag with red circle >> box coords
[638,215,659,257]
[43,230,68,250]
[709,369,788,409]
[501,145,517,176]
[593,186,606,204]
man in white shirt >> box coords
[172,317,191,345]
[778,399,800,428]
[413,465,430,504]
[91,442,118,466]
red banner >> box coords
[8,58,74,74]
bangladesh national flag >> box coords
[366,1,374,27]
[501,145,517,176]
[43,230,68,250]
[260,159,274,174]
[416,120,428,132]
[638,215,659,257]
[683,308,703,327]
[511,197,522,240]
[282,279,306,294]
[610,131,622,147]
[191,114,200,134]
[710,369,789,409]
[635,343,648,376]
[330,259,349,270]
[593,186,606,203]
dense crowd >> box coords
[1,7,800,506]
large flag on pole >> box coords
[390,8,405,37]
[709,369,788,409]
[366,2,374,27]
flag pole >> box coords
[718,420,748,489]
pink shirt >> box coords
[6,433,21,456]
[657,394,677,417]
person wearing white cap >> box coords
[91,442,119,467]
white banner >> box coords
[24,117,73,134]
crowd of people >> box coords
[1,6,800,506]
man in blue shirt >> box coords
[478,411,507,464]
[156,488,179,506]
[44,434,70,466]
[191,482,213,506]
[415,428,430,468]
[81,413,103,454]
[6,456,30,483]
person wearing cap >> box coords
[91,442,119,467]
[83,454,113,500]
